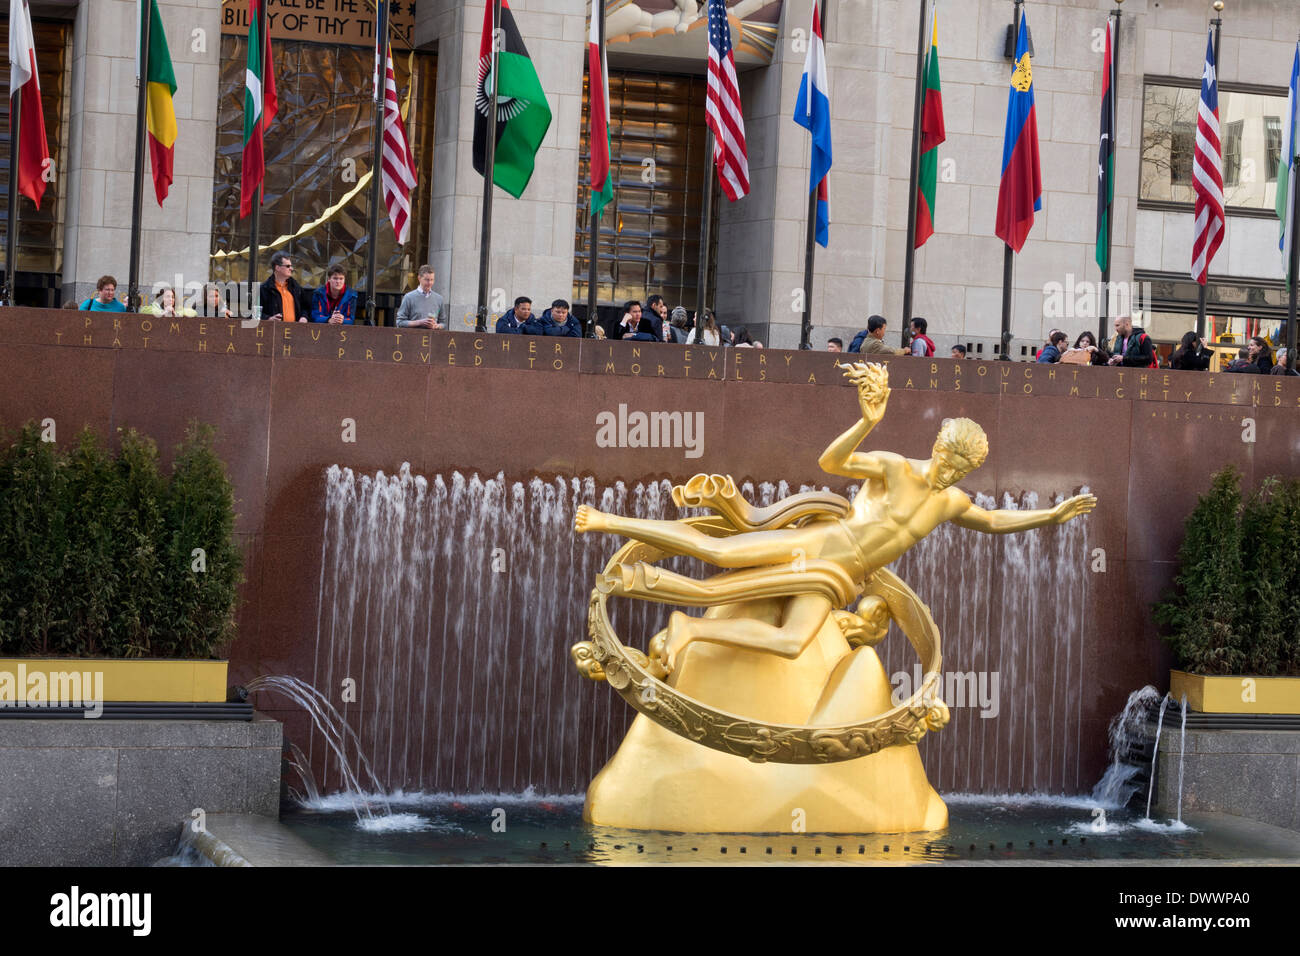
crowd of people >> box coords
[490,294,765,346]
[66,265,1298,374]
[1028,316,1298,375]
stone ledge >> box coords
[0,715,283,865]
[0,716,279,749]
[1156,730,1300,833]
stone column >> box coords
[420,0,587,331]
[61,0,220,305]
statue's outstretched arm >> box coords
[818,418,891,480]
[819,362,892,480]
[952,493,1097,534]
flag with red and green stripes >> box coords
[588,0,612,219]
[240,0,278,218]
[915,9,945,248]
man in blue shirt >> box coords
[80,275,126,312]
[1037,330,1067,363]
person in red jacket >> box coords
[909,317,935,357]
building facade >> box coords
[3,0,1297,355]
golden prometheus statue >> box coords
[572,362,1095,833]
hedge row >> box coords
[0,422,242,658]
[1156,467,1300,676]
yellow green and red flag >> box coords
[144,0,177,206]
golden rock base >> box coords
[583,602,947,833]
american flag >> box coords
[1191,29,1225,284]
[705,0,749,200]
[374,39,419,244]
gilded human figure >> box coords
[575,362,1096,672]
[572,361,1095,832]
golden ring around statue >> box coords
[572,518,949,765]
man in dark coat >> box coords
[524,299,582,336]
[1107,315,1156,367]
[259,251,310,322]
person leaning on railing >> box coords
[522,298,581,336]
[258,251,309,322]
[201,284,233,319]
[145,285,197,317]
[310,264,357,325]
[1271,347,1300,376]
[1169,331,1211,371]
[79,275,126,312]
[395,264,445,329]
[1060,330,1109,366]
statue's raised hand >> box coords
[837,361,890,422]
[1052,493,1097,524]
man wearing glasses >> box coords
[258,251,308,322]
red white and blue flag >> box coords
[1191,29,1225,285]
[995,12,1042,253]
[794,3,831,246]
[705,0,749,201]
[374,38,418,244]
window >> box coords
[1223,119,1243,187]
[209,37,435,294]
[1142,82,1288,210]
[1170,120,1195,186]
[573,71,717,309]
[1265,115,1282,182]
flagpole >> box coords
[998,0,1023,361]
[476,0,504,333]
[1098,2,1122,344]
[1289,78,1300,371]
[127,0,153,313]
[1196,1,1224,340]
[586,0,604,338]
[696,127,714,319]
[799,0,829,351]
[363,0,391,326]
[3,86,22,306]
[248,0,265,303]
[901,0,932,348]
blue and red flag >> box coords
[995,12,1042,253]
[794,3,831,246]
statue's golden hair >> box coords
[934,418,989,470]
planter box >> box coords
[0,659,227,704]
[1171,669,1300,715]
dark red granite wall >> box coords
[3,307,1297,795]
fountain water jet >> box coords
[301,465,1093,796]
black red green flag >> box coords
[1096,17,1115,272]
[472,0,551,199]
